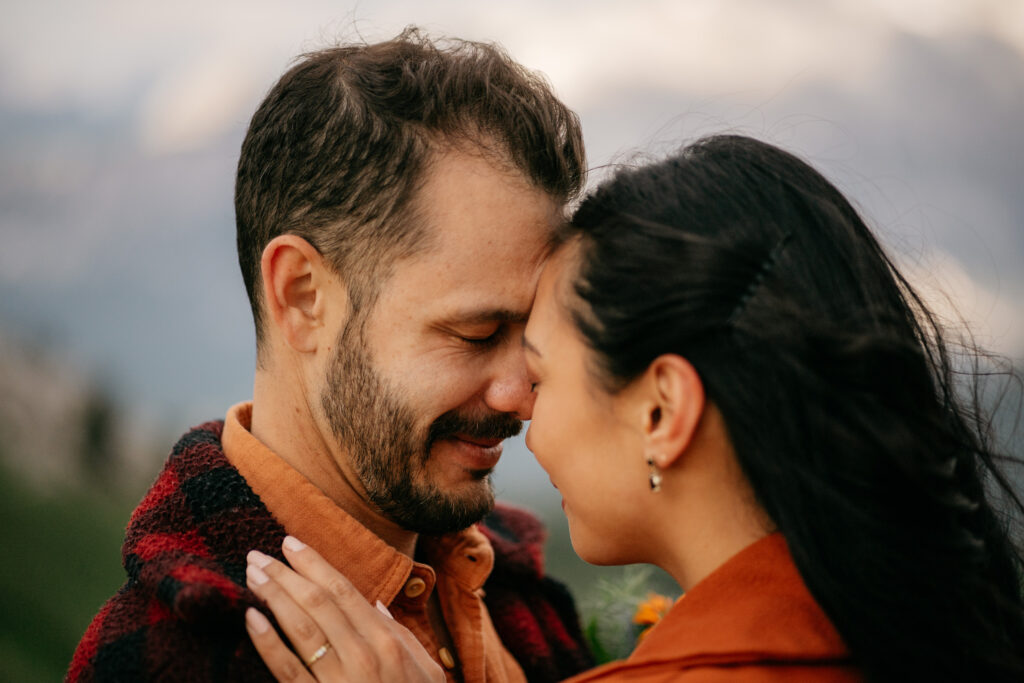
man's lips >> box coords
[439,434,504,472]
[453,434,503,449]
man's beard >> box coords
[321,323,522,535]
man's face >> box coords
[321,149,557,534]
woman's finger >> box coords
[279,537,444,678]
[369,600,449,679]
[274,537,445,682]
[277,537,383,634]
[245,558,348,679]
[245,607,317,682]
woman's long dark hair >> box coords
[563,135,1024,682]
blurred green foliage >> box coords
[581,565,662,663]
[0,462,134,682]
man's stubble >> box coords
[321,319,522,535]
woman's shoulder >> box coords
[565,659,860,682]
[564,534,863,683]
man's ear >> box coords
[639,354,705,468]
[260,235,346,353]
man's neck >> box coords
[251,372,419,557]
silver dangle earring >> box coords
[646,456,663,492]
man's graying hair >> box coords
[235,27,586,351]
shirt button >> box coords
[404,576,427,598]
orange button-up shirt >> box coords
[222,402,525,683]
[565,534,862,682]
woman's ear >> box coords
[260,235,346,353]
[640,354,705,468]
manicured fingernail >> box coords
[246,607,271,634]
[247,564,269,585]
[375,600,394,619]
[247,550,272,568]
[283,536,306,552]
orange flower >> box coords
[632,593,674,627]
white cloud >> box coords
[5,0,1021,155]
[471,0,889,108]
[136,48,262,155]
[854,0,1024,54]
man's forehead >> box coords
[416,149,562,232]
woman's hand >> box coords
[244,536,445,683]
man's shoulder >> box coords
[67,588,274,682]
[67,420,283,682]
[124,417,285,590]
[122,419,276,584]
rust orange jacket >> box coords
[566,534,863,682]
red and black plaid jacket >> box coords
[67,421,593,682]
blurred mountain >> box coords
[0,328,161,493]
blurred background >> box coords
[2,0,1022,678]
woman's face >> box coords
[522,248,654,565]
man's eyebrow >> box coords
[522,333,542,357]
[443,308,529,325]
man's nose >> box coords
[483,347,534,420]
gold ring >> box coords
[305,642,332,668]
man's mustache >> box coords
[427,409,523,449]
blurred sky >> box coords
[1,0,1023,493]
